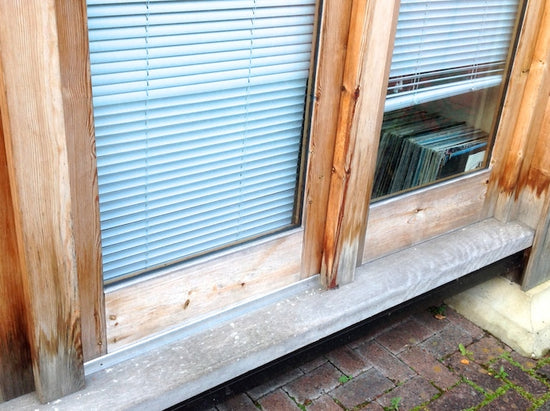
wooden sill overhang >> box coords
[5,218,534,410]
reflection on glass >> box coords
[372,0,524,200]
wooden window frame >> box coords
[1,0,550,404]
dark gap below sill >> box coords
[166,250,526,410]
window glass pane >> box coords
[372,0,524,200]
[86,0,317,283]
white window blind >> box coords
[385,0,521,112]
[86,0,316,283]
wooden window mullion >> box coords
[321,0,400,288]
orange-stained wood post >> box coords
[301,0,355,278]
[486,0,550,290]
[0,1,85,402]
[320,0,400,288]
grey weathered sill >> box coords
[5,218,534,410]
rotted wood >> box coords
[0,1,85,403]
[320,0,400,288]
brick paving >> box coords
[172,300,550,411]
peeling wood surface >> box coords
[0,108,34,402]
[363,172,490,263]
[301,0,353,278]
[0,1,84,403]
[106,231,303,352]
[55,0,107,362]
[321,0,399,288]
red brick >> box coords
[283,361,342,404]
[299,356,329,374]
[510,351,538,370]
[326,345,372,377]
[468,335,510,365]
[413,307,450,333]
[537,362,550,380]
[329,367,394,410]
[355,341,415,384]
[376,376,439,410]
[421,323,473,360]
[445,308,485,340]
[490,358,549,398]
[376,317,434,354]
[479,388,532,410]
[444,351,504,394]
[427,382,484,410]
[347,317,399,349]
[307,394,343,411]
[399,346,460,390]
[258,388,300,410]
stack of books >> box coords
[372,109,488,198]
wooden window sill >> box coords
[6,218,533,410]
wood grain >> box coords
[363,172,490,262]
[321,0,399,288]
[0,1,84,403]
[106,231,303,351]
[481,0,550,290]
[54,0,106,362]
[485,0,547,221]
[0,105,34,402]
[301,0,354,277]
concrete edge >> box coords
[446,276,550,358]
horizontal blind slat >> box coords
[386,0,520,111]
[87,0,316,281]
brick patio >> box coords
[171,298,550,411]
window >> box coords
[372,0,523,199]
[86,1,317,283]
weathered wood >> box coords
[482,0,550,290]
[301,0,354,277]
[54,0,107,361]
[0,108,34,402]
[0,1,84,402]
[485,0,547,221]
[363,172,490,263]
[106,230,303,351]
[522,199,550,290]
[6,219,534,410]
[321,0,399,288]
[518,85,550,289]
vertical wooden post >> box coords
[54,0,107,361]
[320,0,399,288]
[0,111,34,401]
[0,1,85,402]
[486,0,550,290]
[301,0,354,277]
[486,0,548,222]
[518,94,550,290]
